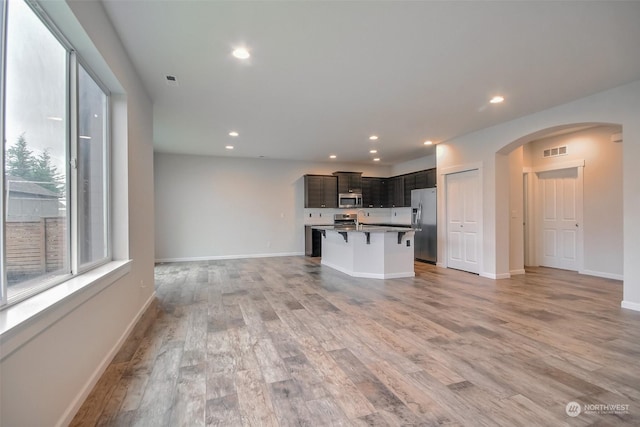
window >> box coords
[78,65,109,268]
[1,0,110,307]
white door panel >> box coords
[447,169,480,274]
[544,229,557,257]
[537,168,581,271]
[449,230,462,261]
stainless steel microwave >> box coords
[338,193,363,208]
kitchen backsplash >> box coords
[303,207,411,225]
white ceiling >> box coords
[101,0,640,166]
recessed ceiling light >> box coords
[369,135,379,140]
[232,47,250,59]
[229,131,239,137]
[490,95,505,104]
[225,145,234,150]
[329,155,337,159]
[373,158,380,162]
[424,140,433,145]
[369,149,377,154]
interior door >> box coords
[446,169,480,273]
[537,168,580,271]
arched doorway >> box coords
[497,123,623,279]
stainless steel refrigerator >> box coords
[411,188,437,263]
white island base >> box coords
[317,227,415,279]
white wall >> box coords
[524,126,623,278]
[154,153,390,261]
[508,146,524,274]
[391,154,436,176]
[0,1,155,426]
[436,79,640,309]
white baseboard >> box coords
[155,252,304,263]
[58,292,156,427]
[510,269,526,275]
[436,262,446,268]
[581,269,623,281]
[621,300,640,312]
[481,272,511,279]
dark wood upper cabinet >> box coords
[414,170,428,189]
[387,176,405,207]
[333,172,362,193]
[304,168,434,209]
[304,175,337,208]
[425,168,436,188]
[403,173,416,206]
[362,177,384,208]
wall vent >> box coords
[543,145,568,158]
[165,75,179,87]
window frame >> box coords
[74,57,112,275]
[0,0,112,309]
[1,0,8,305]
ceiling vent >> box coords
[543,145,568,158]
[165,75,178,87]
[611,133,623,143]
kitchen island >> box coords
[312,225,415,279]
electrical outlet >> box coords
[309,213,312,218]
[406,240,410,247]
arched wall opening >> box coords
[495,122,623,280]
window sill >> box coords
[0,260,132,360]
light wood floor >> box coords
[72,258,640,426]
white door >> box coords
[446,169,480,274]
[537,168,581,271]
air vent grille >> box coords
[165,75,178,87]
[543,145,568,158]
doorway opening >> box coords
[500,123,623,280]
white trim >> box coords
[0,260,132,359]
[531,159,585,173]
[57,291,156,427]
[621,301,640,312]
[510,269,526,275]
[481,272,511,279]
[523,171,536,267]
[320,260,415,279]
[155,252,304,263]
[581,270,623,281]
[439,161,483,176]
